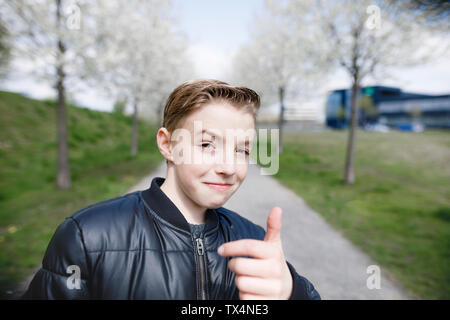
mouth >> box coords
[203,182,233,191]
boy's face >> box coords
[167,101,255,209]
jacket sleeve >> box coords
[21,217,91,299]
[286,261,321,300]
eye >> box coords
[201,142,214,150]
[237,148,250,155]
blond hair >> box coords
[162,79,260,133]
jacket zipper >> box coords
[195,238,207,300]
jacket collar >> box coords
[140,176,219,233]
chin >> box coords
[204,198,228,210]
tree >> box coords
[3,0,95,189]
[0,17,11,80]
[82,0,193,156]
[230,0,329,154]
[280,0,448,184]
[388,0,450,32]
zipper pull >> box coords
[196,238,204,256]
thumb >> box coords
[264,206,283,243]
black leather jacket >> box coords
[22,177,320,300]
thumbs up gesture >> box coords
[218,207,293,300]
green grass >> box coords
[256,128,450,299]
[0,91,164,296]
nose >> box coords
[214,150,237,176]
[215,160,236,176]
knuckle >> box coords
[271,263,283,278]
[277,283,283,296]
[243,241,252,253]
[229,258,243,273]
[276,251,283,260]
[235,275,246,290]
[227,259,235,271]
[234,258,243,271]
[240,293,252,300]
[235,276,242,289]
[273,282,282,296]
[271,245,282,259]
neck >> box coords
[160,170,206,225]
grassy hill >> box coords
[0,91,164,296]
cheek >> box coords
[235,162,248,182]
[177,162,211,181]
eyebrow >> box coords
[199,129,251,145]
[200,129,221,138]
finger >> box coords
[239,291,266,300]
[235,276,281,297]
[264,207,282,243]
[218,239,277,259]
[228,257,282,278]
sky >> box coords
[1,0,449,113]
[174,0,265,79]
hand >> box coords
[218,207,293,300]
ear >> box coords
[156,127,173,163]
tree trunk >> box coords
[131,98,138,156]
[344,80,359,185]
[56,0,71,189]
[277,86,286,155]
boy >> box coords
[22,79,320,300]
